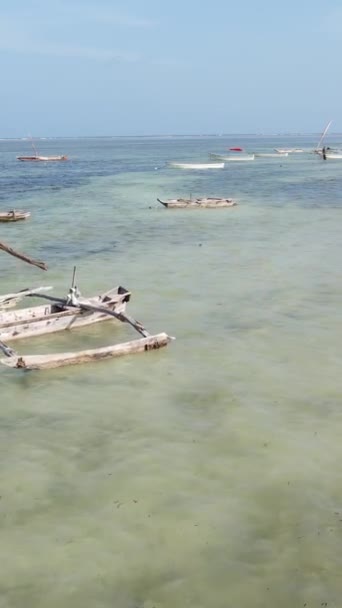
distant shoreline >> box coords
[1,133,342,141]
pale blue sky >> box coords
[1,0,341,137]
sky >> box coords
[1,0,342,137]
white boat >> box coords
[255,152,288,158]
[17,155,68,162]
[168,162,224,169]
[209,153,254,161]
[274,148,304,154]
[317,151,342,160]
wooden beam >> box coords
[1,333,171,370]
[0,240,47,270]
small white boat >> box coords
[209,153,254,161]
[168,162,224,170]
[255,152,289,158]
[274,148,304,154]
[318,151,342,160]
[17,155,68,162]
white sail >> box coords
[316,120,332,150]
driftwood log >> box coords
[0,240,47,270]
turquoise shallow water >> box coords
[1,136,342,607]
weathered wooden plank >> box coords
[1,333,172,370]
[0,286,53,309]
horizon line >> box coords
[1,132,341,140]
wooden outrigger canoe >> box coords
[0,286,130,341]
[0,285,173,370]
[157,197,237,208]
[0,210,31,222]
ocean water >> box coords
[1,136,342,607]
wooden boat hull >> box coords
[318,152,342,159]
[0,211,30,222]
[0,333,171,370]
[157,197,237,208]
[255,153,288,158]
[168,162,224,169]
[0,287,130,341]
[209,153,254,161]
[274,148,303,153]
[17,155,68,161]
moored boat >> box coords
[317,151,342,160]
[168,162,224,169]
[17,135,68,161]
[157,197,237,208]
[255,152,289,158]
[0,210,30,222]
[0,285,130,341]
[209,153,254,161]
[17,155,68,161]
[274,148,304,153]
[0,284,173,370]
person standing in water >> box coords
[322,146,327,160]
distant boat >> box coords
[209,153,254,161]
[0,210,30,222]
[17,155,68,162]
[168,162,224,169]
[229,147,243,151]
[317,150,342,160]
[274,148,304,154]
[255,152,288,158]
[17,136,68,162]
[157,197,237,208]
